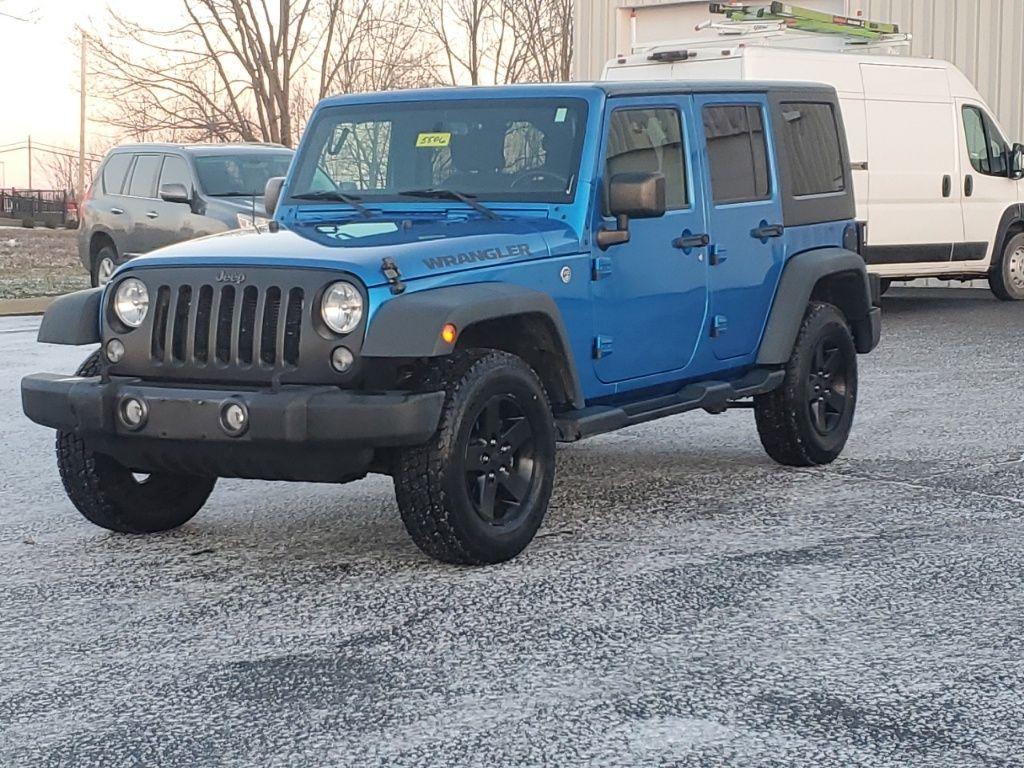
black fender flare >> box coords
[362,282,585,408]
[992,204,1024,268]
[37,288,102,345]
[758,247,880,365]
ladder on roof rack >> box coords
[708,2,900,39]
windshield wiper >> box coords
[291,190,374,219]
[397,188,501,221]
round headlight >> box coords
[113,278,149,329]
[321,281,363,335]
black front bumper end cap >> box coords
[21,374,446,448]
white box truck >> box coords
[604,19,1024,299]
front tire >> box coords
[56,353,217,533]
[989,233,1024,301]
[754,302,858,467]
[393,349,556,565]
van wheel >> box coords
[393,349,556,565]
[989,233,1024,301]
[91,245,117,287]
[56,352,217,533]
[754,302,858,467]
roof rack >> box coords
[704,2,909,43]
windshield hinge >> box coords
[381,257,405,295]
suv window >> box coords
[606,108,687,209]
[703,105,770,204]
[102,154,132,195]
[779,102,845,197]
[963,105,1008,176]
[127,155,163,198]
[159,155,192,192]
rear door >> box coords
[591,97,710,384]
[92,152,134,254]
[122,153,164,253]
[694,95,784,361]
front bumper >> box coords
[22,374,445,481]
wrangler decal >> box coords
[422,243,532,270]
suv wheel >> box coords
[56,352,217,533]
[754,302,858,467]
[91,246,117,288]
[989,232,1024,301]
[393,349,556,565]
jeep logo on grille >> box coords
[216,271,246,284]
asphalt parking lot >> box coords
[2,288,1023,767]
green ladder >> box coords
[709,2,900,39]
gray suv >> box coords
[79,143,294,286]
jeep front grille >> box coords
[150,283,305,370]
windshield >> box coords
[289,98,589,204]
[194,153,294,197]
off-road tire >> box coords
[90,245,117,288]
[754,302,858,467]
[989,232,1024,301]
[393,349,556,565]
[56,352,217,533]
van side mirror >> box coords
[597,172,666,250]
[1011,144,1024,180]
[265,176,285,217]
[159,183,191,205]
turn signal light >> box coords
[441,323,457,345]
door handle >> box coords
[965,175,974,197]
[110,207,124,215]
[942,175,952,198]
[751,223,784,240]
[145,211,159,219]
[673,232,709,250]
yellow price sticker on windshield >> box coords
[416,132,452,148]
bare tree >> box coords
[503,0,573,83]
[0,2,38,22]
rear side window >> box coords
[703,105,770,204]
[606,108,688,209]
[963,105,1008,177]
[127,155,162,198]
[778,102,845,196]
[159,155,192,192]
[102,154,132,195]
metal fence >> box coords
[0,189,70,226]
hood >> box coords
[204,195,268,218]
[123,215,581,288]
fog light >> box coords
[331,346,354,373]
[119,397,148,430]
[106,339,125,363]
[220,401,249,437]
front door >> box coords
[591,98,709,384]
[694,95,784,361]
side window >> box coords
[101,154,132,195]
[703,105,770,204]
[606,108,688,209]
[126,154,162,198]
[159,155,193,192]
[963,105,1008,177]
[779,102,845,197]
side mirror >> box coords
[264,176,285,217]
[1011,143,1024,180]
[159,183,191,204]
[597,172,666,250]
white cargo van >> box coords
[605,44,1024,299]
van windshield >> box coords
[195,153,294,197]
[289,98,589,205]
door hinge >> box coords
[591,256,613,281]
[593,335,614,359]
[711,315,728,337]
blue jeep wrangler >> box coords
[22,82,880,564]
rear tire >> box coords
[393,349,556,565]
[754,302,858,467]
[989,233,1024,301]
[56,352,216,533]
[90,245,117,288]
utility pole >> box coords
[27,135,32,189]
[78,30,87,201]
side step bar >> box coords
[555,367,785,443]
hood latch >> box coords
[381,257,405,295]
